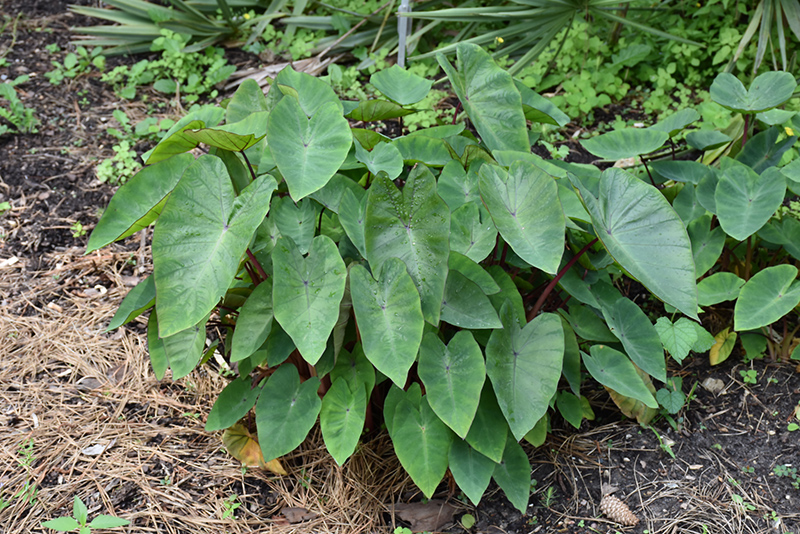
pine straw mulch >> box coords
[0,247,417,534]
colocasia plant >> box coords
[87,44,792,510]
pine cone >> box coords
[600,494,639,526]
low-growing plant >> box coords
[88,44,798,510]
[0,76,39,135]
[100,30,235,102]
[41,495,129,533]
[45,45,105,85]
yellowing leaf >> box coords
[222,423,288,475]
[605,364,658,424]
[709,327,737,366]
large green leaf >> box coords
[514,80,569,127]
[710,71,797,113]
[231,279,274,362]
[183,128,263,153]
[581,129,668,160]
[364,168,450,325]
[272,235,347,364]
[418,331,485,438]
[345,100,416,122]
[349,259,424,388]
[256,365,321,461]
[87,154,195,253]
[582,345,658,408]
[437,43,529,153]
[479,161,565,274]
[734,265,800,331]
[153,157,277,337]
[715,165,786,241]
[448,252,500,295]
[330,343,376,398]
[492,435,530,514]
[449,202,497,263]
[338,189,368,258]
[320,377,367,466]
[649,108,701,137]
[441,271,502,329]
[392,396,454,499]
[205,377,262,431]
[370,65,433,105]
[569,168,698,319]
[600,296,666,382]
[393,135,452,167]
[266,97,351,201]
[486,303,564,441]
[273,65,343,116]
[448,438,496,506]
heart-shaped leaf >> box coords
[222,423,287,475]
[153,156,277,337]
[418,331,486,438]
[448,438,496,506]
[272,236,347,364]
[449,203,497,263]
[486,303,564,440]
[320,377,367,466]
[267,97,351,201]
[392,396,454,499]
[365,167,450,325]
[697,272,745,306]
[715,165,786,241]
[272,197,318,255]
[649,108,700,137]
[354,138,403,179]
[206,377,262,431]
[349,259,424,387]
[581,129,668,160]
[688,214,726,278]
[570,168,698,319]
[371,65,433,105]
[685,130,732,151]
[491,435,530,514]
[654,317,698,363]
[710,71,797,113]
[479,161,565,274]
[256,365,321,461]
[709,327,737,365]
[734,265,800,331]
[437,44,529,153]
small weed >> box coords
[739,369,758,385]
[773,464,799,489]
[731,493,756,511]
[220,494,240,519]
[45,46,105,85]
[0,76,39,134]
[70,222,86,238]
[742,466,754,474]
[41,495,129,532]
[541,486,557,507]
[460,513,476,529]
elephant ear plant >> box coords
[579,69,800,365]
[88,43,703,510]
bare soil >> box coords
[1,2,799,534]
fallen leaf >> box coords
[82,438,116,456]
[701,377,725,394]
[222,423,288,475]
[394,500,456,532]
[281,507,317,523]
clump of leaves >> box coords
[41,495,129,533]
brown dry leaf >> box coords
[394,500,456,532]
[605,364,658,424]
[280,507,318,523]
[222,423,288,475]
